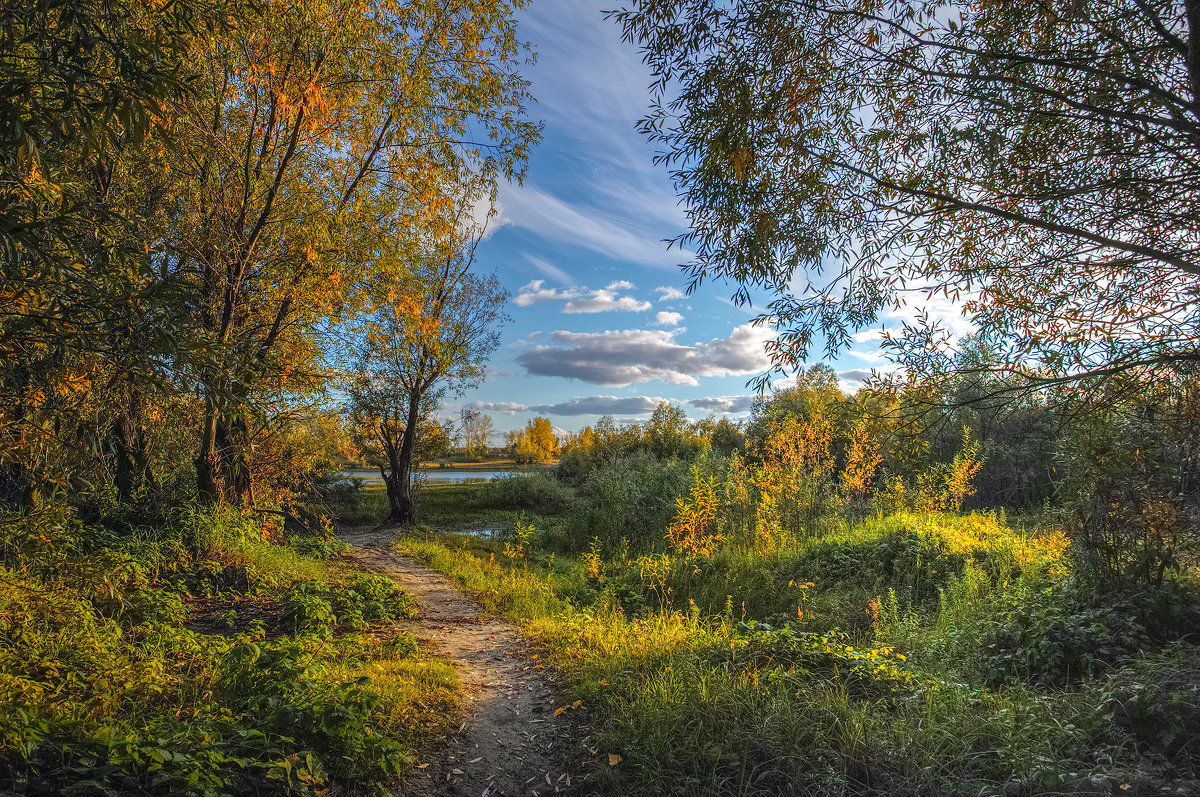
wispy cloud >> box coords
[525,254,575,285]
[497,185,683,269]
[656,286,687,301]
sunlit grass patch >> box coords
[401,503,1194,796]
[0,504,459,795]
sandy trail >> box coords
[340,526,584,797]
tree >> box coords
[509,417,559,463]
[0,0,226,509]
[160,0,538,505]
[610,0,1200,389]
[459,408,495,458]
[347,221,508,524]
[644,401,704,460]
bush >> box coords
[0,502,434,796]
[476,471,573,514]
[562,451,692,551]
[1105,643,1200,773]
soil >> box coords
[340,526,590,797]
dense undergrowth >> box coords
[403,470,1200,796]
[0,505,455,796]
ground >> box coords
[341,525,588,796]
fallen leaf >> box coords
[553,707,566,717]
[452,768,465,775]
[571,700,582,709]
[469,757,482,763]
[608,754,622,767]
[416,763,429,769]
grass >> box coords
[397,489,1200,796]
[0,503,459,796]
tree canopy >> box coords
[610,0,1200,388]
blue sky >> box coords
[450,2,907,437]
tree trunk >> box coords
[112,416,137,504]
[216,414,252,506]
[386,390,424,525]
[196,402,221,505]
[112,392,157,504]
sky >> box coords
[449,2,930,438]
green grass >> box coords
[398,495,1200,796]
[0,503,459,796]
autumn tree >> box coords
[610,0,1200,389]
[347,219,508,524]
[509,417,559,464]
[459,408,495,458]
[0,0,227,508]
[160,0,537,505]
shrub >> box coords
[1105,643,1200,772]
[476,471,573,514]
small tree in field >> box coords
[347,224,507,524]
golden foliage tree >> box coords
[160,0,538,504]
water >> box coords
[338,469,530,486]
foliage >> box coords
[459,408,496,458]
[610,0,1200,389]
[559,404,709,478]
[476,471,574,515]
[2,0,537,513]
[406,495,1200,797]
[509,416,560,464]
[346,211,509,524]
[0,504,451,796]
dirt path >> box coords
[340,526,585,797]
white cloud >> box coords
[467,401,528,415]
[654,311,684,327]
[564,291,652,314]
[656,286,687,301]
[515,279,652,314]
[513,280,580,307]
[516,324,775,387]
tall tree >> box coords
[347,218,508,524]
[610,0,1200,389]
[162,0,538,505]
[0,0,223,508]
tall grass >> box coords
[402,506,1200,796]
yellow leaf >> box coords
[553,707,566,717]
[608,754,622,766]
[572,700,582,709]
